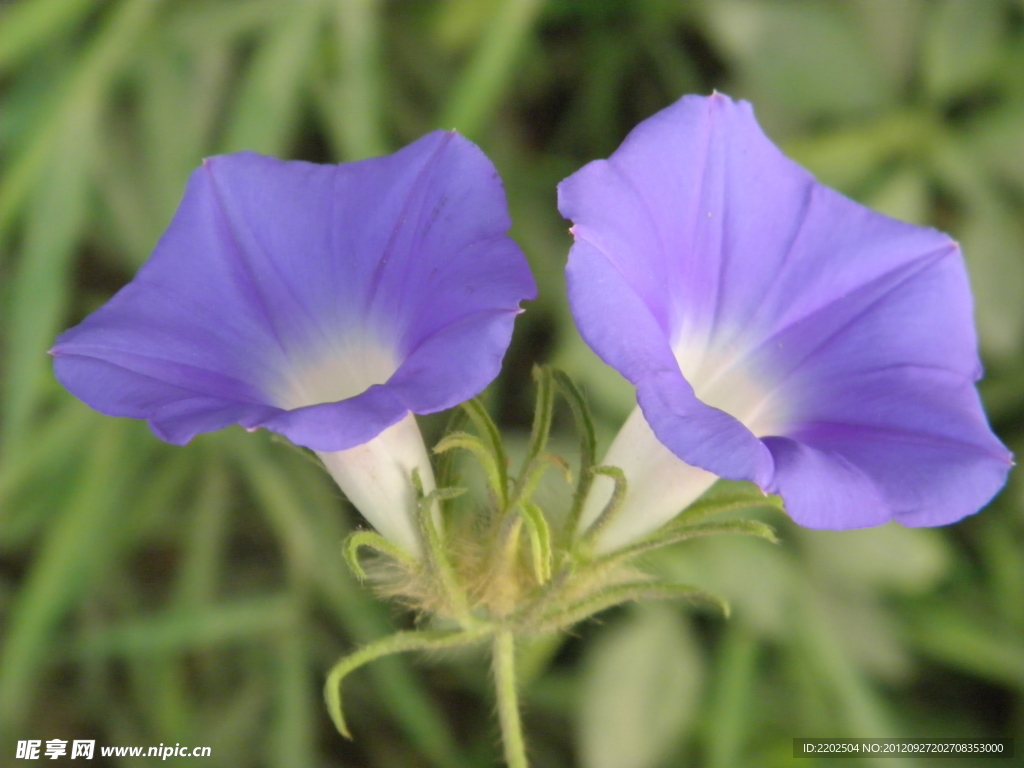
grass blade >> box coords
[222,0,326,154]
[0,419,131,739]
[439,0,546,140]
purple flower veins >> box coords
[559,93,1012,552]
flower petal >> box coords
[53,131,535,452]
[260,385,407,453]
[766,371,1009,528]
[760,436,889,528]
[563,238,773,486]
[560,92,1010,537]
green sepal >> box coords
[413,469,469,618]
[435,406,469,491]
[549,368,596,477]
[518,501,552,584]
[673,485,784,527]
[550,369,597,537]
[534,581,729,634]
[343,530,418,581]
[461,398,509,507]
[433,431,506,507]
[324,626,492,739]
[599,519,779,567]
[509,452,571,512]
[490,513,525,596]
[576,465,628,552]
[514,366,555,487]
[513,561,575,628]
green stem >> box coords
[325,626,490,739]
[493,630,528,768]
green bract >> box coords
[324,367,782,743]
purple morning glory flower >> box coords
[559,93,1011,551]
[52,131,536,554]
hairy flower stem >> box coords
[493,630,528,768]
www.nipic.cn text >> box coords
[16,740,211,760]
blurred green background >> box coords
[1,0,1023,766]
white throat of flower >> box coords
[579,336,787,553]
[275,336,400,412]
[273,335,437,557]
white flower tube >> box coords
[317,412,437,557]
[579,406,717,554]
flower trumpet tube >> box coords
[559,93,1012,553]
[52,131,536,555]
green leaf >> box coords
[166,0,280,46]
[652,535,795,638]
[578,605,704,768]
[978,517,1024,629]
[800,523,951,596]
[433,0,495,53]
[510,452,570,514]
[922,0,1005,102]
[818,592,911,683]
[707,0,892,122]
